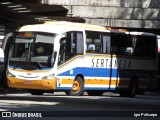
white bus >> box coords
[5,21,158,97]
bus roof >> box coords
[45,21,107,30]
[18,21,156,37]
[18,21,109,34]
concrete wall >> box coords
[42,0,159,8]
[41,0,160,29]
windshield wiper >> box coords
[33,62,44,69]
[35,62,44,69]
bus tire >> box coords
[119,79,137,98]
[28,90,44,95]
[87,90,103,96]
[65,76,84,96]
[128,79,137,97]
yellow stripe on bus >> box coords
[85,79,130,86]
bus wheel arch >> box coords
[65,74,84,96]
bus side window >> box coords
[101,35,110,54]
[111,33,120,54]
[111,33,132,55]
[134,36,157,57]
[76,32,84,54]
[86,31,102,53]
[65,31,84,61]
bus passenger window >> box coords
[86,31,102,53]
[111,33,132,55]
[134,36,157,57]
[101,35,110,54]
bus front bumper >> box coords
[7,77,56,90]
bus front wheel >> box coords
[65,76,84,96]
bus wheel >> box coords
[128,80,137,97]
[87,91,103,96]
[65,76,84,96]
[28,90,44,95]
[120,79,137,98]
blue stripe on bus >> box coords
[57,67,155,78]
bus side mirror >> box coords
[125,47,134,55]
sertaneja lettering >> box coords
[91,58,109,68]
[118,59,131,69]
[91,58,131,69]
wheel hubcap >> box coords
[72,80,80,92]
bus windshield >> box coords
[9,32,56,70]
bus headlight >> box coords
[7,71,16,78]
[41,74,55,80]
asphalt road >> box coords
[0,91,159,120]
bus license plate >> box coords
[24,81,32,85]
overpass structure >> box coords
[0,0,160,35]
[0,0,85,39]
[42,0,160,34]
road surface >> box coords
[0,91,159,120]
